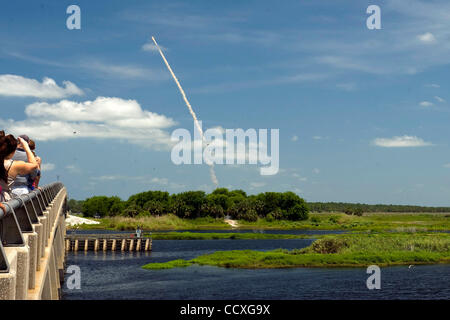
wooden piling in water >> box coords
[65,234,152,252]
[129,239,134,251]
[136,239,141,251]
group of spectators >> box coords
[0,131,42,209]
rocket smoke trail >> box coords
[152,36,219,187]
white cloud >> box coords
[419,101,434,107]
[79,60,168,80]
[0,74,83,99]
[373,135,433,148]
[150,177,169,185]
[92,175,168,184]
[90,174,184,189]
[425,83,440,88]
[443,163,450,168]
[435,96,445,102]
[417,32,436,43]
[250,182,266,188]
[292,173,307,181]
[312,168,320,174]
[40,163,55,171]
[0,97,177,150]
[65,165,81,173]
[193,72,328,94]
[291,135,298,142]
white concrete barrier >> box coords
[0,183,67,300]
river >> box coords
[62,230,450,300]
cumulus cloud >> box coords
[0,74,83,99]
[443,163,450,168]
[373,135,433,148]
[417,32,436,43]
[0,97,177,150]
[435,96,445,102]
[291,135,298,142]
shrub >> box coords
[311,238,349,254]
[286,203,309,221]
[269,208,283,220]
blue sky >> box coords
[1,0,449,205]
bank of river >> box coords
[62,230,450,300]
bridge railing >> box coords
[0,182,67,300]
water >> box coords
[62,232,450,300]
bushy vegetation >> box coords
[68,188,309,222]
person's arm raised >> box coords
[19,138,37,165]
[11,138,38,176]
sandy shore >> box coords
[224,219,239,228]
[65,214,100,227]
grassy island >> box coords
[142,232,450,270]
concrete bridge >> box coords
[0,182,67,300]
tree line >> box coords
[308,202,450,213]
[68,188,310,222]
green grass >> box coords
[71,212,450,232]
[142,259,192,270]
[142,232,450,270]
[237,212,450,232]
[71,214,230,231]
[148,231,317,240]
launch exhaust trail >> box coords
[151,36,219,187]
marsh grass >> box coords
[73,214,230,231]
[237,213,450,232]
